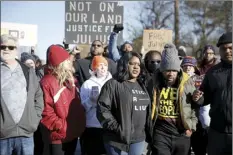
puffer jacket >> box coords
[146,70,198,143]
[40,74,86,144]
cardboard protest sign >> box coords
[65,1,124,45]
[143,29,173,53]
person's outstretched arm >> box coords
[108,24,124,62]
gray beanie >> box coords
[160,43,181,72]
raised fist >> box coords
[113,24,124,33]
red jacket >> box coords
[40,74,85,144]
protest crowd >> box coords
[0,23,232,155]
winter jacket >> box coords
[0,60,44,139]
[35,67,44,80]
[199,60,232,133]
[40,75,86,144]
[74,56,117,87]
[108,32,122,62]
[146,70,199,143]
[97,79,151,152]
[108,32,132,62]
[80,72,112,128]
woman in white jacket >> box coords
[80,56,112,155]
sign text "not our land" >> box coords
[65,1,123,44]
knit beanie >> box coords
[160,43,181,72]
[91,56,108,71]
[120,41,133,52]
[48,45,70,67]
[21,52,36,63]
[203,45,215,54]
[217,32,232,47]
[181,56,197,67]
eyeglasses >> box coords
[205,53,214,56]
[92,44,102,47]
[1,45,16,50]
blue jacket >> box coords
[108,32,132,62]
[108,32,121,62]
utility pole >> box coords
[152,1,156,29]
[174,0,180,46]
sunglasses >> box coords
[150,60,161,64]
[92,44,102,47]
[1,45,16,50]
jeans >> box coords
[0,137,34,155]
[104,141,145,155]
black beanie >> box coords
[216,32,232,47]
[21,52,36,63]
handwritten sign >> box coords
[65,1,124,45]
[143,29,173,53]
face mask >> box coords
[148,63,160,73]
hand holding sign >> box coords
[113,24,124,33]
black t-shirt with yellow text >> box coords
[155,86,185,135]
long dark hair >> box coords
[115,52,146,83]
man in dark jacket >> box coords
[147,43,199,155]
[74,40,117,87]
[193,32,232,155]
[0,34,44,155]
